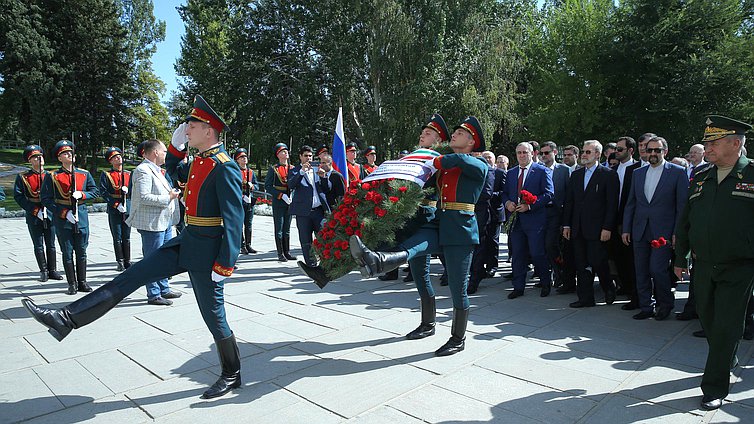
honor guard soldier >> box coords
[350,116,488,357]
[363,146,378,175]
[316,144,329,162]
[13,145,63,282]
[674,115,754,410]
[23,94,245,399]
[100,147,131,271]
[345,142,365,183]
[235,148,259,254]
[265,143,296,261]
[41,140,98,294]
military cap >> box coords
[234,148,248,160]
[364,146,377,156]
[316,144,329,155]
[702,115,752,142]
[104,147,123,162]
[23,144,44,162]
[273,143,288,156]
[424,113,450,142]
[346,142,358,152]
[454,116,485,152]
[185,94,229,133]
[53,140,75,158]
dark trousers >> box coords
[272,200,291,240]
[27,221,56,255]
[55,225,89,263]
[484,221,502,272]
[509,227,550,292]
[243,205,254,230]
[107,211,131,243]
[611,233,637,302]
[295,207,325,266]
[544,207,563,284]
[633,238,674,312]
[572,236,614,303]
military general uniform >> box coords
[13,145,63,282]
[675,115,754,410]
[41,140,98,295]
[23,95,245,400]
[100,147,132,271]
[265,143,295,261]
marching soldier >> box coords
[265,143,296,261]
[99,147,131,271]
[23,94,245,399]
[674,115,754,410]
[41,140,98,295]
[363,145,378,176]
[13,145,63,282]
[235,148,259,254]
[345,142,365,183]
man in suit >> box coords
[318,153,345,208]
[562,145,580,175]
[611,136,642,309]
[622,136,688,320]
[562,140,619,308]
[539,141,571,293]
[483,151,506,279]
[502,142,554,298]
[686,144,706,180]
[23,95,245,399]
[126,139,182,306]
[288,145,330,267]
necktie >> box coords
[517,167,526,193]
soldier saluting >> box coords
[22,95,245,400]
[99,147,132,271]
[13,145,63,282]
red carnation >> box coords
[334,250,342,259]
[658,237,667,246]
[650,240,661,248]
[355,230,362,237]
[350,219,359,227]
[520,190,538,205]
[348,189,357,196]
[362,182,371,190]
[323,249,332,259]
[345,227,354,236]
[374,207,387,217]
[328,220,337,228]
[389,196,399,203]
[398,186,408,193]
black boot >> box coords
[378,268,399,281]
[21,283,123,341]
[244,228,257,254]
[63,261,77,295]
[349,235,408,277]
[122,240,132,269]
[282,236,296,260]
[275,238,287,262]
[406,296,436,340]
[202,333,242,399]
[240,242,249,255]
[298,261,331,289]
[47,247,63,280]
[435,307,469,356]
[76,257,92,292]
[113,241,125,271]
[34,250,48,282]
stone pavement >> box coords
[1,213,754,423]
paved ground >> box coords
[1,213,754,423]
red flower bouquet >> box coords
[650,237,667,248]
[503,189,538,234]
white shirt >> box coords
[303,167,322,209]
[617,158,636,197]
[644,159,665,202]
[517,163,531,188]
[688,160,706,179]
[583,163,598,190]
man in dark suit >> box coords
[502,142,554,298]
[611,136,642,309]
[562,140,619,308]
[288,145,330,267]
[622,136,688,320]
[539,141,571,293]
[318,153,345,208]
[483,152,506,278]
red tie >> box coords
[517,167,526,193]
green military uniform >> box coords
[675,115,754,407]
[264,142,295,261]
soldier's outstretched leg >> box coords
[349,235,409,277]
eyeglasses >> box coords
[582,150,593,155]
[539,151,552,156]
[615,147,626,152]
[646,148,664,153]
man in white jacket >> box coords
[126,139,182,305]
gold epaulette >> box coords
[215,152,231,163]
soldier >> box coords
[345,142,364,183]
[349,116,488,356]
[316,144,329,162]
[235,148,259,254]
[363,146,378,176]
[13,145,63,282]
[265,143,296,261]
[23,95,245,399]
[674,115,754,410]
[41,140,98,295]
[99,147,131,271]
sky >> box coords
[152,0,185,104]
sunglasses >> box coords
[539,151,552,155]
[646,148,664,153]
[582,150,594,155]
[615,147,626,152]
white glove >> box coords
[211,271,226,282]
[171,122,188,151]
[121,186,129,194]
[35,209,45,220]
[66,210,78,224]
[72,191,83,200]
[424,158,438,174]
[246,181,254,189]
[242,195,252,204]
[116,204,127,213]
[281,194,292,205]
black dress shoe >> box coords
[675,310,698,321]
[621,301,639,311]
[540,284,551,297]
[701,395,723,410]
[163,291,182,299]
[693,329,706,338]
[604,289,616,305]
[569,301,595,308]
[654,308,671,321]
[485,269,496,278]
[508,290,524,299]
[298,261,331,289]
[633,310,655,320]
[556,286,575,294]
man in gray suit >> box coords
[126,139,182,306]
[539,141,571,294]
[622,136,688,320]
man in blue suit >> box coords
[288,145,330,267]
[622,136,688,320]
[502,142,554,298]
[539,141,571,293]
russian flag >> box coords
[331,107,348,186]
